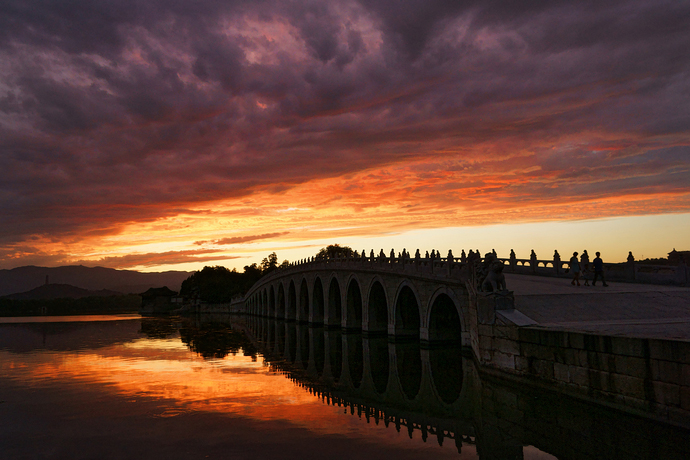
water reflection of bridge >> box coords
[284,374,475,452]
[223,315,690,460]
[241,314,479,454]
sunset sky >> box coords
[1,1,689,272]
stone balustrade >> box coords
[498,251,689,285]
[258,251,469,285]
[262,248,688,286]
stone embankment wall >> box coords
[477,372,690,459]
[474,294,690,429]
[194,302,243,313]
[187,295,245,314]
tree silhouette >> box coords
[315,244,354,259]
[260,252,279,274]
[180,252,289,302]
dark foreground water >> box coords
[1,315,688,460]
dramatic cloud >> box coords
[0,246,239,270]
[1,0,689,268]
[195,232,290,246]
[71,250,241,269]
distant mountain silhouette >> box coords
[0,265,192,297]
[1,283,123,300]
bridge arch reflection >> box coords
[366,279,388,336]
[244,317,473,416]
[242,316,475,453]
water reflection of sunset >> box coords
[0,338,428,442]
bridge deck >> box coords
[505,273,690,340]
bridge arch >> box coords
[326,273,344,327]
[287,280,297,321]
[394,281,421,339]
[345,276,363,330]
[269,286,276,317]
[327,276,342,328]
[426,288,464,344]
[312,277,325,324]
[242,255,476,357]
[366,277,388,336]
[277,283,286,319]
[299,278,309,323]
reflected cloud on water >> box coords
[1,315,688,459]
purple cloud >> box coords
[0,0,688,261]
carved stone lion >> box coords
[481,260,506,292]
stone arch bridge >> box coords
[242,253,488,348]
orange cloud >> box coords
[195,232,290,246]
[71,250,241,269]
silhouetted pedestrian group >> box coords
[569,250,608,287]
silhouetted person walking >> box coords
[569,251,581,286]
[580,250,590,286]
[592,252,608,286]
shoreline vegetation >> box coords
[179,251,291,303]
[177,247,347,304]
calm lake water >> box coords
[1,315,688,459]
